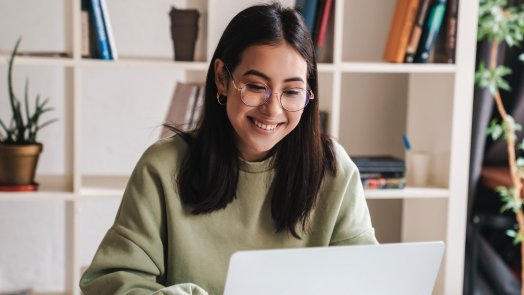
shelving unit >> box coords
[0,0,478,294]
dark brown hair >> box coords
[169,2,337,238]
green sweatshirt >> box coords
[80,135,377,295]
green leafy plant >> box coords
[0,38,57,144]
[475,0,524,291]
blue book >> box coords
[89,0,111,60]
[298,0,319,35]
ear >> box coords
[214,58,228,96]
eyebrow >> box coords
[242,69,305,84]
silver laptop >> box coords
[223,241,444,295]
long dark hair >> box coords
[170,2,337,238]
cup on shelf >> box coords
[169,7,200,61]
[406,151,430,187]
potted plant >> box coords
[0,38,57,191]
[475,0,524,292]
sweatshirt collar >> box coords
[238,156,274,173]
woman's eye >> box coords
[283,88,303,97]
[245,83,267,93]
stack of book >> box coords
[353,156,406,189]
[81,0,117,60]
[383,0,458,64]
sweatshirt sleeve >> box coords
[79,147,209,295]
[329,145,379,246]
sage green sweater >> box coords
[80,135,377,295]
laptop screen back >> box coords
[223,241,444,295]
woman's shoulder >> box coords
[137,134,190,170]
[329,139,359,177]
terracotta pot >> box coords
[0,143,42,185]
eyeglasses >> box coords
[224,64,314,112]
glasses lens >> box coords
[240,83,269,107]
[281,88,309,112]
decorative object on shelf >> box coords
[0,38,57,191]
[169,6,200,61]
[474,0,524,292]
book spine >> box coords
[184,85,199,127]
[312,0,326,44]
[383,0,420,63]
[444,0,458,63]
[99,0,118,60]
[89,0,111,60]
[316,0,333,48]
[301,0,319,34]
[414,0,447,63]
[362,177,406,189]
[404,0,431,63]
[360,172,405,179]
[190,85,205,130]
[81,0,91,57]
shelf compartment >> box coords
[80,175,128,199]
[365,187,449,199]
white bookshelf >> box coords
[0,0,478,294]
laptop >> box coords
[223,241,444,295]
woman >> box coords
[80,3,377,295]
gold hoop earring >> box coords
[216,92,226,105]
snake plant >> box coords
[0,38,57,144]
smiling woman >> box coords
[79,2,378,295]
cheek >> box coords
[287,111,304,129]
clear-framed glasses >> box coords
[224,64,314,112]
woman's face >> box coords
[215,43,308,162]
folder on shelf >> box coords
[160,82,201,138]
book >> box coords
[315,0,333,49]
[99,0,118,60]
[312,0,326,44]
[362,177,406,189]
[160,82,199,138]
[81,0,91,57]
[414,0,447,63]
[319,111,328,133]
[189,85,205,130]
[444,0,458,63]
[360,171,405,179]
[89,0,111,60]
[352,155,406,173]
[297,0,319,35]
[404,0,431,63]
[383,0,420,63]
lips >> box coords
[252,118,279,131]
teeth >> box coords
[253,119,277,131]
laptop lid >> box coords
[223,241,445,295]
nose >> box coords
[259,92,282,115]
